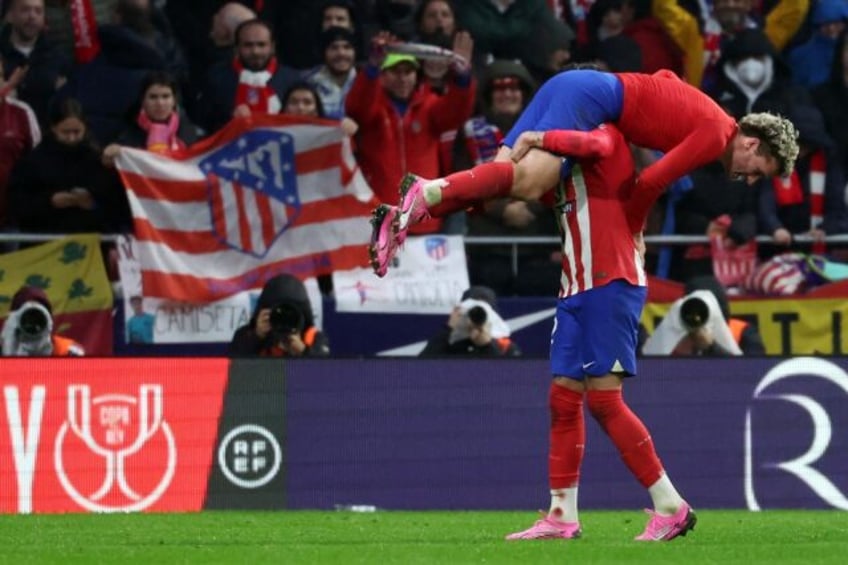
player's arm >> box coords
[510,127,614,162]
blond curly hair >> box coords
[738,112,800,178]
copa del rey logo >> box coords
[3,384,175,513]
[1,360,228,514]
[54,385,176,512]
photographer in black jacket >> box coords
[228,274,329,357]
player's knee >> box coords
[586,388,623,421]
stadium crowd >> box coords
[2,0,848,301]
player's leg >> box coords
[579,280,696,541]
[506,299,584,541]
[405,70,625,219]
[369,71,623,276]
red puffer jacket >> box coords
[346,66,476,234]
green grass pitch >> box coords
[1,510,846,564]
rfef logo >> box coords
[218,424,282,489]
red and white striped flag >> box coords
[115,115,377,303]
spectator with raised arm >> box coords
[652,0,809,93]
[0,58,40,240]
[345,30,476,236]
[0,0,70,125]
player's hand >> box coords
[451,31,473,74]
[510,131,544,162]
[255,308,272,339]
[773,228,792,245]
[633,231,646,264]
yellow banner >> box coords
[0,235,112,317]
[643,298,848,356]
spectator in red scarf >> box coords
[195,18,300,134]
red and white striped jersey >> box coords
[551,125,647,297]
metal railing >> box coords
[463,234,848,278]
[3,232,847,279]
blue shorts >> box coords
[550,280,646,380]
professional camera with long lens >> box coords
[467,305,488,327]
[18,306,50,340]
[269,302,305,335]
[679,296,710,330]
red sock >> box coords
[429,161,514,217]
[586,389,663,488]
[548,383,585,489]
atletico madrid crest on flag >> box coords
[114,115,378,302]
[200,130,300,258]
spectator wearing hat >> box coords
[345,31,475,235]
[303,26,358,121]
[419,285,522,357]
[1,285,84,357]
[788,0,848,89]
[757,103,848,258]
[318,1,363,58]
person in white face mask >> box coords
[734,56,772,88]
[714,28,813,120]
